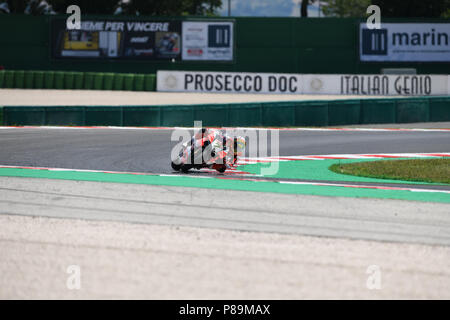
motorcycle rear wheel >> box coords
[171,161,181,171]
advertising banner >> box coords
[158,70,302,94]
[51,19,181,60]
[157,70,449,96]
[360,23,450,62]
[182,21,234,61]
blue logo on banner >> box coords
[362,29,388,55]
[208,25,230,48]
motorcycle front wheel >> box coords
[215,165,226,173]
[180,164,192,173]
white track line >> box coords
[0,126,449,132]
[239,152,450,163]
[1,153,449,194]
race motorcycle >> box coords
[171,134,242,174]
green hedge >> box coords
[44,71,54,89]
[0,70,4,88]
[34,71,44,88]
[3,97,449,127]
[14,70,25,88]
[0,70,156,91]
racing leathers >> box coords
[190,128,237,169]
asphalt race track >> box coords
[0,127,449,189]
[1,128,450,172]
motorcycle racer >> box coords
[172,127,246,173]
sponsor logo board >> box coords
[360,23,450,62]
[158,70,449,96]
[182,21,234,61]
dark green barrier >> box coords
[396,98,429,123]
[4,106,46,125]
[85,106,122,126]
[103,73,114,90]
[84,72,95,89]
[228,103,262,127]
[294,101,328,126]
[123,74,135,91]
[45,106,84,126]
[93,73,104,90]
[360,99,396,124]
[14,70,25,88]
[4,70,14,88]
[429,97,450,122]
[1,15,450,76]
[0,107,3,125]
[193,104,229,127]
[44,71,54,89]
[134,74,145,91]
[123,106,160,126]
[24,70,34,89]
[2,69,155,91]
[161,105,194,127]
[73,72,84,89]
[144,74,156,91]
[3,97,449,127]
[328,100,360,126]
[34,71,44,89]
[54,71,64,89]
[0,70,4,88]
[262,102,295,127]
[113,74,124,90]
[64,72,75,89]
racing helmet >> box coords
[235,136,246,152]
[194,127,208,139]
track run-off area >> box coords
[0,125,449,247]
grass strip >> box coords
[329,159,450,184]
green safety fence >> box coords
[193,104,229,127]
[2,97,449,127]
[123,106,160,126]
[430,97,450,122]
[4,106,46,125]
[85,106,123,126]
[295,101,328,126]
[0,107,3,125]
[262,102,296,127]
[396,98,430,123]
[45,106,84,126]
[361,99,397,124]
[328,100,361,126]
